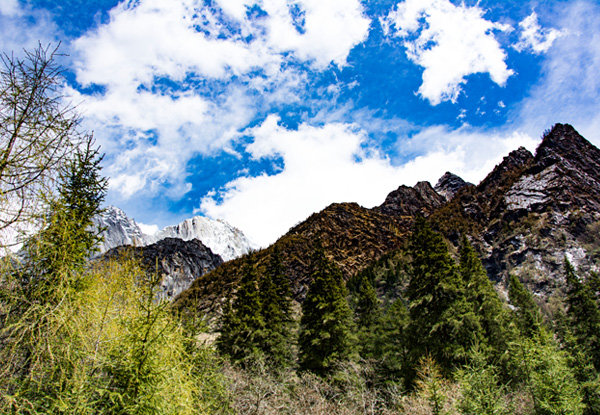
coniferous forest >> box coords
[2,47,600,414]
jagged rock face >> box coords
[434,172,471,201]
[377,181,445,218]
[148,216,257,262]
[92,206,151,255]
[104,238,223,299]
[432,124,600,297]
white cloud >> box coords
[515,1,600,146]
[383,0,513,105]
[515,12,567,54]
[200,116,538,246]
[71,0,370,201]
[0,2,58,54]
[0,0,20,16]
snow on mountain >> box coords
[94,206,257,262]
[148,216,258,262]
[92,206,151,255]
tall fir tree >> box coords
[564,260,600,371]
[354,276,381,359]
[377,297,410,383]
[257,247,295,368]
[405,217,482,383]
[299,240,355,375]
[459,236,512,365]
[23,138,107,303]
[508,274,542,338]
[216,257,264,365]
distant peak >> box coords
[434,172,471,201]
[536,123,595,164]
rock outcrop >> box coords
[434,172,472,201]
[105,238,224,299]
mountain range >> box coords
[172,124,600,318]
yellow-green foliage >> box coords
[0,254,229,414]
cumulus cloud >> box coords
[515,12,567,54]
[200,116,538,246]
[383,0,513,105]
[71,0,370,201]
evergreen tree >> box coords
[459,237,512,366]
[564,260,600,371]
[508,274,542,338]
[354,276,381,359]
[563,260,600,415]
[377,298,410,383]
[216,257,264,365]
[405,217,482,382]
[513,332,584,415]
[23,138,107,304]
[299,241,354,375]
[257,247,295,368]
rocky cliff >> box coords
[104,238,224,299]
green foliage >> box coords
[405,217,482,381]
[512,332,584,415]
[377,298,410,383]
[354,276,381,359]
[509,274,543,338]
[299,241,355,375]
[457,346,511,415]
[217,257,264,365]
[0,137,229,413]
[257,247,295,368]
[564,260,600,371]
[459,237,513,368]
[414,356,451,415]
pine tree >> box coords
[405,217,482,382]
[354,276,381,359]
[508,274,542,338]
[377,297,410,383]
[299,241,354,375]
[22,138,107,303]
[563,260,600,415]
[459,236,512,365]
[564,260,600,371]
[257,247,294,368]
[216,257,264,365]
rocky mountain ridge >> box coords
[174,123,600,317]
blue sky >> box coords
[2,0,599,246]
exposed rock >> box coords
[434,172,471,201]
[376,181,444,218]
[104,238,223,299]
